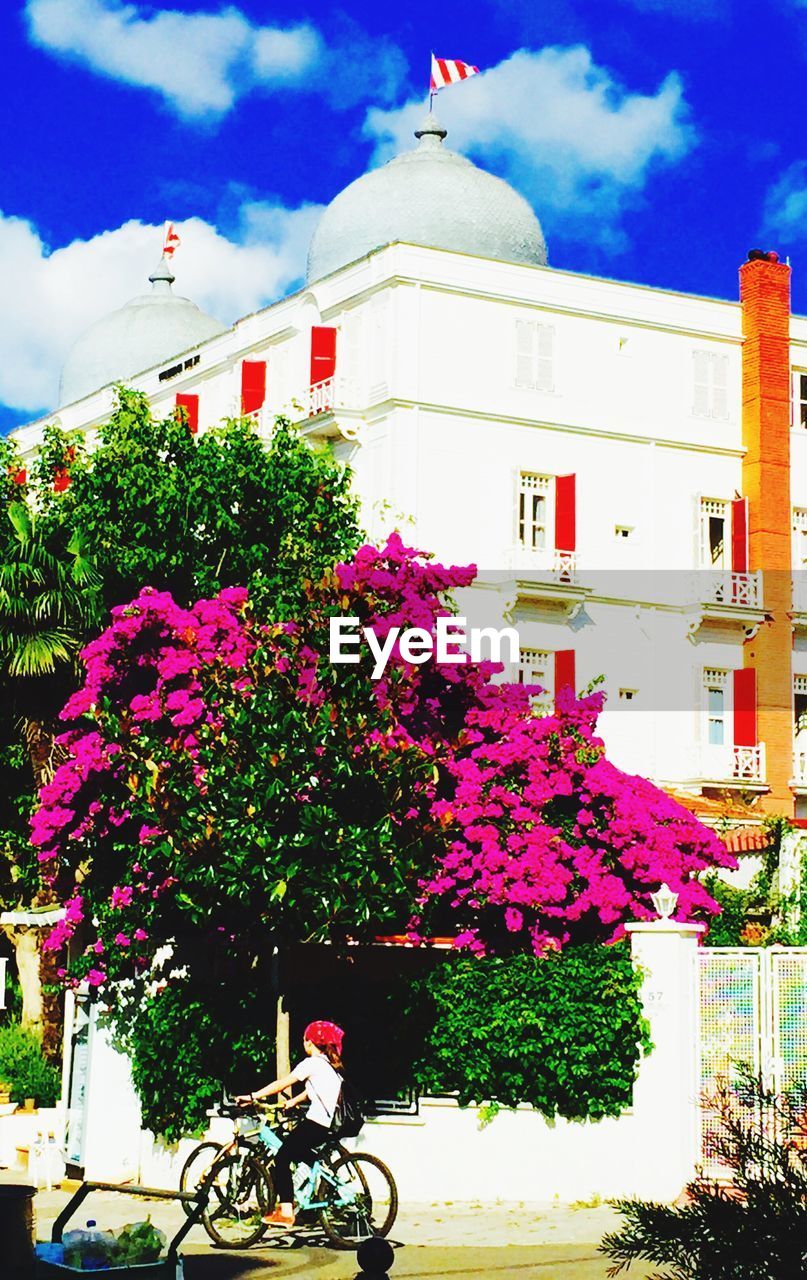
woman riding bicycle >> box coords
[236,1019,345,1227]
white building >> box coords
[10,112,807,1203]
[13,112,807,844]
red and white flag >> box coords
[430,55,479,93]
[163,221,181,259]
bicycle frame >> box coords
[211,1110,360,1215]
[249,1118,357,1212]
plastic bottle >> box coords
[63,1219,116,1270]
[63,1224,89,1269]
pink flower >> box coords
[114,932,131,947]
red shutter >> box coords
[555,474,576,551]
[554,650,576,706]
[731,497,748,572]
[175,393,199,434]
[310,326,337,386]
[241,361,266,416]
[733,668,757,746]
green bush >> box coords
[0,1022,61,1105]
[411,942,652,1121]
[702,873,751,946]
[118,980,275,1143]
[601,1069,807,1278]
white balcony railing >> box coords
[297,376,363,419]
[700,570,763,610]
[793,749,807,786]
[506,546,580,585]
[308,377,335,417]
[792,576,807,615]
[700,743,766,784]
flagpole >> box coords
[429,50,434,114]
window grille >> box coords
[517,472,550,550]
[703,668,728,747]
[518,648,551,687]
[700,498,728,568]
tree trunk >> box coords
[6,926,43,1037]
[276,994,291,1079]
[25,717,63,790]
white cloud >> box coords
[762,161,807,245]
[366,46,694,254]
[0,201,322,416]
[25,0,406,119]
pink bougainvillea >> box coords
[417,682,734,954]
[33,536,735,989]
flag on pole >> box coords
[162,221,181,259]
[430,55,479,93]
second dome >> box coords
[306,115,548,284]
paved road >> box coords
[24,1185,653,1279]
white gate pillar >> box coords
[625,920,705,1200]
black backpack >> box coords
[332,1076,365,1139]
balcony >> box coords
[694,742,767,790]
[688,570,767,637]
[791,748,807,793]
[706,571,762,609]
[790,575,807,629]
[502,546,590,611]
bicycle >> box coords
[180,1101,398,1250]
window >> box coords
[794,372,807,428]
[515,319,554,391]
[615,525,633,540]
[794,676,807,735]
[699,499,728,569]
[703,668,727,746]
[693,350,729,419]
[517,473,550,550]
[241,361,266,416]
[793,509,807,568]
[310,327,337,387]
[518,648,551,688]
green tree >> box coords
[41,387,361,616]
[0,392,361,1043]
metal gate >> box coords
[698,947,807,1174]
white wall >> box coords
[64,923,703,1204]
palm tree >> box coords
[0,500,101,675]
[0,500,102,1038]
[0,501,102,778]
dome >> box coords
[59,257,227,406]
[307,115,547,283]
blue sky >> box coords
[3,0,807,431]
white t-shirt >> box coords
[290,1055,341,1129]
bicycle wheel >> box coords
[318,1152,398,1248]
[179,1141,222,1217]
[202,1149,274,1248]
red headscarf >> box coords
[304,1020,344,1052]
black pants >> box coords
[274,1118,330,1203]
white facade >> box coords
[17,239,807,811]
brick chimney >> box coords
[739,253,793,813]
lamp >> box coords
[651,883,678,920]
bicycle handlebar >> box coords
[214,1100,304,1122]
